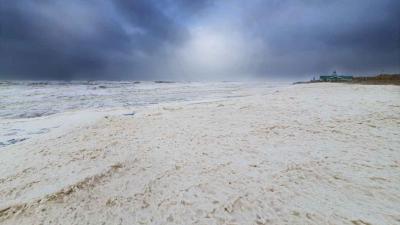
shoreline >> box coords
[1,83,399,224]
[0,81,287,148]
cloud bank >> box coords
[1,0,399,80]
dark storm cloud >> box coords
[241,0,400,77]
[0,0,208,79]
[0,0,399,80]
[2,1,121,79]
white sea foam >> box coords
[0,81,287,147]
[0,83,399,225]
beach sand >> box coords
[1,83,399,225]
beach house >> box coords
[320,71,353,82]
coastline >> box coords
[1,83,399,224]
[0,81,286,148]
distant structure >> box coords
[320,71,353,82]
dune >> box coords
[0,83,399,225]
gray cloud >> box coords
[241,0,400,77]
[0,0,399,80]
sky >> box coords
[1,0,399,80]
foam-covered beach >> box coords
[1,83,399,225]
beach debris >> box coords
[162,106,182,111]
[154,81,175,83]
[7,138,28,145]
[123,112,136,116]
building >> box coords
[320,71,353,82]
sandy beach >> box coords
[0,83,399,225]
